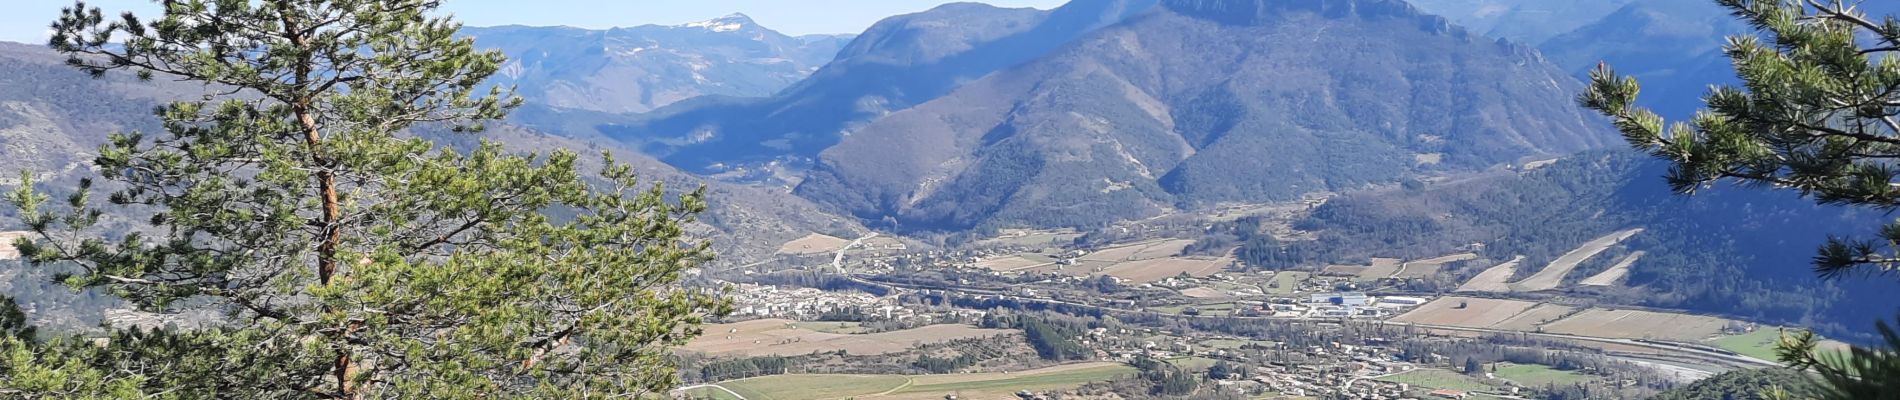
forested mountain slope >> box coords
[0,40,858,272]
[795,0,1615,232]
[602,0,1161,171]
[1269,150,1890,336]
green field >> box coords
[683,363,1135,400]
[681,386,745,400]
[1491,363,1596,387]
[791,321,869,334]
[1266,272,1309,295]
[903,364,1136,394]
[1377,369,1495,392]
[1710,329,1785,361]
[718,375,912,400]
[1164,356,1221,371]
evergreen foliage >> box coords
[1582,1,1900,398]
[0,1,726,398]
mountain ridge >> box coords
[795,0,1615,232]
[463,14,853,115]
[604,0,1161,173]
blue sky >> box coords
[3,0,1069,43]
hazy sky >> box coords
[3,0,1069,43]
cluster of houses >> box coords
[725,283,914,320]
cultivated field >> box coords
[977,229,1083,247]
[1179,287,1229,299]
[1492,363,1597,387]
[1102,256,1229,284]
[683,319,1016,357]
[1130,239,1195,260]
[893,362,1136,399]
[1357,258,1404,279]
[1455,257,1524,292]
[1489,304,1578,331]
[1540,308,1730,341]
[1580,251,1644,286]
[776,233,851,255]
[1080,239,1193,262]
[1266,271,1309,295]
[974,255,1053,271]
[1390,297,1540,328]
[1376,368,1496,392]
[1394,253,1478,279]
[1513,229,1643,291]
[1708,329,1782,361]
[704,374,911,400]
[687,362,1136,400]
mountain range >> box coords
[602,0,1163,173]
[796,0,1614,231]
[464,14,853,115]
[0,41,860,266]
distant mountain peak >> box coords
[683,13,757,32]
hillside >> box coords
[1266,149,1892,336]
[1528,0,1900,120]
[463,14,852,115]
[0,41,859,269]
[795,0,1616,232]
[1534,0,1752,121]
[602,0,1161,172]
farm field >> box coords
[1179,287,1230,299]
[978,229,1083,247]
[1079,240,1170,262]
[1580,251,1644,286]
[1491,363,1597,387]
[1540,308,1729,341]
[975,255,1052,271]
[792,321,869,334]
[1708,329,1782,361]
[683,319,1016,357]
[1130,239,1196,260]
[690,363,1135,400]
[1455,257,1524,292]
[1165,356,1221,370]
[710,374,910,400]
[1357,258,1404,279]
[1101,256,1229,284]
[1376,368,1495,392]
[1266,272,1310,295]
[894,363,1137,399]
[1390,297,1540,328]
[777,233,851,255]
[1512,229,1643,291]
[1394,253,1478,279]
[1488,304,1578,331]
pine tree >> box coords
[1580,1,1900,398]
[1,1,726,398]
